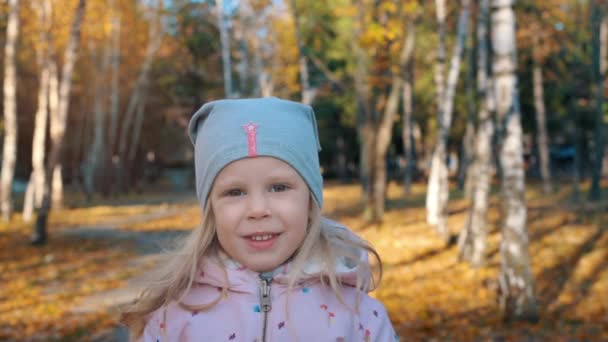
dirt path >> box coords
[59,198,196,341]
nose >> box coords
[246,190,270,219]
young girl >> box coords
[121,97,398,341]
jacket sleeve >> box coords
[358,296,399,342]
[136,303,191,342]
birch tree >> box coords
[83,30,112,198]
[426,0,470,242]
[101,0,121,196]
[459,3,476,196]
[532,31,552,194]
[0,0,20,222]
[492,0,538,321]
[458,0,493,266]
[216,0,234,98]
[33,0,87,245]
[128,1,166,172]
[116,0,163,192]
[402,23,416,196]
[23,0,52,221]
[48,59,60,207]
[290,0,315,105]
[589,0,606,201]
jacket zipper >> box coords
[259,274,273,342]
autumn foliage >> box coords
[1,182,607,341]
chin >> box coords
[242,256,286,273]
[247,263,279,273]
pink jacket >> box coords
[139,250,397,341]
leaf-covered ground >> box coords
[0,182,606,341]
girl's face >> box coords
[209,156,310,272]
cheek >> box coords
[211,204,238,243]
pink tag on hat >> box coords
[243,122,259,157]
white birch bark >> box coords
[24,0,52,221]
[24,63,50,220]
[426,0,470,242]
[48,59,59,207]
[532,34,552,194]
[0,0,19,221]
[34,0,87,244]
[290,0,315,105]
[458,0,493,266]
[426,0,447,227]
[493,0,537,321]
[244,1,271,97]
[216,0,233,98]
[51,165,63,208]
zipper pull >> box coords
[259,273,272,312]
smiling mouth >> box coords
[247,233,280,241]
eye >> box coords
[270,184,289,192]
[224,189,245,197]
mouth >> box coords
[244,232,281,250]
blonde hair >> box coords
[120,194,382,338]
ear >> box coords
[188,101,218,145]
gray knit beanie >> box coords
[188,97,323,209]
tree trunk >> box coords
[24,0,52,222]
[403,51,415,196]
[336,135,348,182]
[368,16,416,222]
[290,0,315,105]
[459,0,492,266]
[352,0,373,212]
[570,102,581,202]
[24,62,50,220]
[83,37,111,199]
[127,86,149,171]
[216,0,233,98]
[589,1,606,201]
[459,4,477,196]
[0,0,19,222]
[116,0,163,192]
[51,165,63,208]
[252,34,272,97]
[427,0,447,228]
[126,1,163,183]
[103,0,121,196]
[492,0,538,321]
[33,0,87,245]
[360,123,376,221]
[532,33,552,194]
[427,0,470,242]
